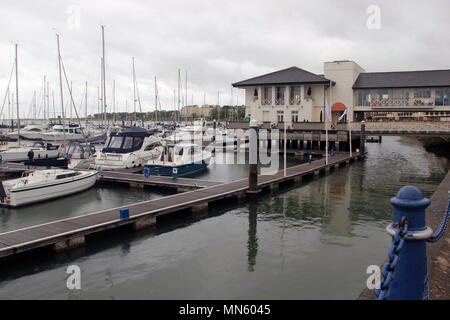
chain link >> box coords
[375,216,408,300]
[427,199,450,243]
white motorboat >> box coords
[0,169,98,207]
[145,142,212,176]
[91,126,163,171]
[0,142,61,163]
[6,124,47,141]
[165,125,214,144]
[41,124,84,142]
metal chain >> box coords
[427,199,450,243]
[375,216,408,300]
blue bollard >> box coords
[120,208,130,220]
[387,186,432,300]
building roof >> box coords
[353,69,450,89]
[232,66,333,87]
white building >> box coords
[232,61,450,125]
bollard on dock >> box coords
[376,186,450,300]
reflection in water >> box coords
[247,204,258,272]
[325,167,352,238]
[0,136,448,299]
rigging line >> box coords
[60,59,88,139]
[0,60,16,119]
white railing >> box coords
[370,97,435,108]
[350,121,450,133]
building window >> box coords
[263,87,272,105]
[275,87,285,105]
[291,110,298,123]
[289,86,301,105]
[414,88,431,98]
[253,88,258,98]
[413,88,433,106]
[277,110,284,123]
[357,90,371,106]
[435,88,450,106]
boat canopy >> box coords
[65,142,96,159]
[102,126,151,154]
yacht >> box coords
[6,124,47,141]
[0,169,98,207]
[41,124,84,142]
[91,126,163,171]
[145,142,212,176]
[165,125,214,144]
[0,142,61,163]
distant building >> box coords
[232,61,450,124]
[181,105,216,118]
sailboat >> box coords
[0,44,62,164]
[0,168,98,207]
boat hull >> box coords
[2,171,98,207]
[145,161,208,176]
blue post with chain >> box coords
[376,187,450,300]
[387,186,431,299]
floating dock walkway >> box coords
[98,171,223,191]
[0,152,361,259]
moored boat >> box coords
[0,169,98,207]
[91,126,163,171]
[145,142,212,176]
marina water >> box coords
[0,136,447,299]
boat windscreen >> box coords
[102,136,145,154]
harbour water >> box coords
[0,136,447,299]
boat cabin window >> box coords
[56,171,82,180]
[75,128,82,134]
[132,137,143,148]
[123,136,133,149]
[174,147,184,156]
[144,142,162,151]
[29,128,42,132]
[108,136,123,148]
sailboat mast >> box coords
[154,76,157,122]
[15,43,21,146]
[56,34,66,147]
[185,70,187,122]
[85,81,88,126]
[178,68,181,122]
[101,25,107,127]
[132,57,137,125]
[112,79,115,124]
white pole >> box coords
[284,102,286,176]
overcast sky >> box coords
[0,0,449,118]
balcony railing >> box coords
[289,98,301,105]
[275,98,285,105]
[263,98,272,105]
[370,97,435,108]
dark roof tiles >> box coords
[353,70,450,89]
[232,67,332,87]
